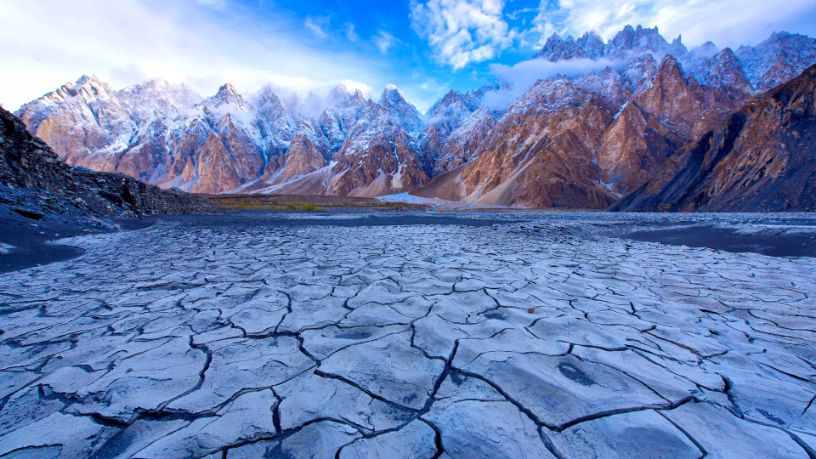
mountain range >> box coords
[14,25,816,210]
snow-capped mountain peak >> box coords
[209,83,244,106]
[74,74,110,92]
[379,84,422,134]
[379,84,406,105]
[736,31,816,90]
[607,25,687,58]
[687,41,720,63]
[537,31,605,61]
[538,24,689,63]
[50,74,114,105]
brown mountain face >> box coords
[416,80,619,208]
[328,114,429,197]
[19,76,121,173]
[18,80,272,195]
[266,101,430,197]
[16,79,432,198]
[156,114,266,194]
[193,117,265,194]
[274,124,329,183]
[596,56,749,196]
[420,87,493,176]
[596,101,685,196]
[615,65,816,212]
[635,56,737,140]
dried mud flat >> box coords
[0,212,814,458]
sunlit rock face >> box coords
[416,54,752,207]
[416,29,815,209]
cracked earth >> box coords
[0,213,815,458]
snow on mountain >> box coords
[429,106,496,175]
[17,76,201,175]
[536,26,685,62]
[421,86,496,174]
[736,32,816,91]
[117,79,201,123]
[250,86,297,155]
[318,84,376,152]
[379,84,423,135]
[536,31,605,61]
[16,75,432,195]
[607,25,686,59]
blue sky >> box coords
[2,0,816,111]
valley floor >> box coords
[0,212,815,458]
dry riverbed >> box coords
[0,212,814,457]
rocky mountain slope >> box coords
[1,106,213,218]
[614,64,816,212]
[416,77,623,208]
[15,26,816,210]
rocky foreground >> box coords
[0,213,814,458]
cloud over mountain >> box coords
[410,0,515,69]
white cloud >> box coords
[269,78,376,118]
[0,0,389,110]
[337,79,373,97]
[344,23,360,42]
[411,0,515,70]
[533,0,816,48]
[305,16,329,40]
[374,30,396,54]
[483,57,614,109]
